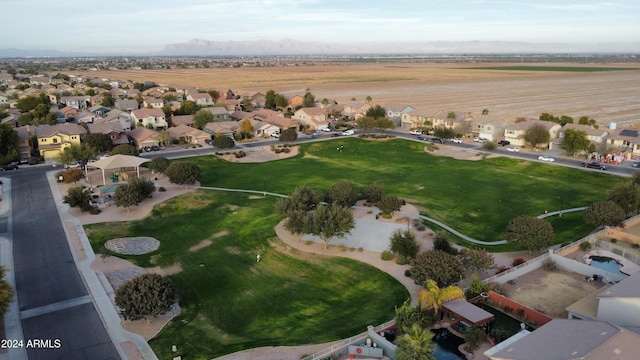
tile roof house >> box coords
[485,319,640,360]
[342,101,371,119]
[16,125,36,160]
[503,119,561,148]
[605,128,640,155]
[203,121,238,138]
[60,95,91,110]
[557,123,609,153]
[167,124,211,146]
[35,123,86,160]
[384,103,415,118]
[251,109,280,121]
[171,115,194,127]
[471,114,509,142]
[293,107,329,131]
[142,97,164,109]
[98,109,133,132]
[186,93,214,107]
[264,115,299,131]
[217,98,241,112]
[287,95,304,109]
[76,110,100,124]
[130,108,168,130]
[114,99,139,112]
[59,106,78,121]
[202,107,231,122]
[229,110,256,121]
[401,110,434,130]
[240,91,266,108]
[128,127,160,150]
[87,122,129,146]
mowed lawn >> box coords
[86,191,409,359]
[191,137,624,245]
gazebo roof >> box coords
[441,299,494,327]
[88,154,149,170]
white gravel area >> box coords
[105,268,147,290]
[105,237,160,255]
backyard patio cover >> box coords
[87,154,150,185]
[441,299,495,327]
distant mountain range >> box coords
[1,39,639,57]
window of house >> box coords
[52,138,58,143]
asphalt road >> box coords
[9,172,119,360]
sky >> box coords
[2,0,640,53]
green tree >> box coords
[584,200,626,228]
[274,94,288,109]
[390,229,419,262]
[578,116,597,127]
[447,111,456,119]
[102,92,115,107]
[165,162,201,187]
[83,133,113,153]
[524,124,550,150]
[302,91,316,108]
[608,183,640,215]
[238,119,254,139]
[366,105,386,119]
[306,203,355,250]
[0,266,15,318]
[378,195,403,215]
[433,231,458,255]
[115,274,177,321]
[149,157,171,175]
[176,100,199,115]
[63,186,92,211]
[355,116,377,134]
[418,279,465,314]
[395,300,436,335]
[193,109,214,130]
[503,215,555,251]
[16,94,49,112]
[467,273,490,299]
[241,98,255,111]
[376,117,395,132]
[111,144,139,156]
[113,183,144,212]
[561,128,590,156]
[129,177,155,198]
[362,184,385,204]
[212,136,234,149]
[559,115,574,125]
[433,127,456,139]
[279,128,298,142]
[265,90,276,109]
[409,250,465,287]
[459,248,495,272]
[464,327,487,351]
[326,181,358,207]
[0,123,19,165]
[366,96,372,103]
[276,185,323,236]
[58,143,97,167]
[395,323,436,360]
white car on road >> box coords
[506,147,520,152]
[409,129,422,135]
[538,155,555,162]
[342,129,355,136]
[451,138,463,143]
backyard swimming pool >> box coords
[589,255,629,276]
[432,329,465,360]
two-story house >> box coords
[186,93,214,107]
[142,97,164,109]
[557,123,609,152]
[114,99,139,112]
[604,128,640,155]
[36,123,86,160]
[342,101,371,120]
[385,103,415,125]
[504,120,561,148]
[60,95,91,110]
[87,123,129,146]
[472,114,509,142]
[293,107,329,131]
[130,108,168,130]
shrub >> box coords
[611,238,618,243]
[404,269,412,277]
[89,207,101,215]
[28,157,39,165]
[543,258,558,271]
[511,258,526,267]
[487,282,507,295]
[158,187,166,192]
[579,241,592,251]
[632,243,640,249]
[483,141,497,150]
[503,306,512,313]
[396,257,408,265]
[381,250,393,261]
[59,169,85,183]
[516,308,525,318]
[495,265,510,275]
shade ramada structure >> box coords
[441,299,495,328]
[87,154,150,185]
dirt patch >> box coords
[189,239,213,252]
[430,146,497,161]
[148,263,182,276]
[219,146,299,163]
[506,268,604,318]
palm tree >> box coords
[366,95,372,103]
[396,323,436,360]
[418,280,465,315]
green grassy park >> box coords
[86,137,625,358]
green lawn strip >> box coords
[464,66,639,72]
[85,191,409,359]
[189,138,623,244]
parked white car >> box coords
[321,127,332,132]
[270,132,280,138]
[342,129,355,136]
[451,138,463,143]
[506,147,520,152]
[537,155,555,162]
[409,129,422,135]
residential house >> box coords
[167,124,211,146]
[35,123,86,160]
[30,76,51,86]
[186,93,214,107]
[293,107,329,131]
[264,115,299,131]
[430,110,474,135]
[287,95,304,110]
[171,115,194,127]
[202,107,231,121]
[485,319,640,360]
[240,91,266,108]
[503,120,562,148]
[76,111,99,125]
[203,121,238,138]
[130,108,168,130]
[114,99,139,112]
[384,103,415,118]
[557,123,609,152]
[60,95,91,110]
[58,106,78,121]
[401,111,433,130]
[605,128,640,155]
[15,125,36,160]
[0,94,8,106]
[471,114,509,142]
[229,110,256,121]
[216,88,235,100]
[251,109,280,121]
[248,119,280,137]
[342,101,371,119]
[128,127,160,150]
[142,97,164,109]
[87,122,129,146]
[99,109,133,132]
[217,98,241,112]
[89,105,111,116]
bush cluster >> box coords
[511,258,526,266]
[58,169,85,183]
[380,250,393,261]
[234,151,247,158]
